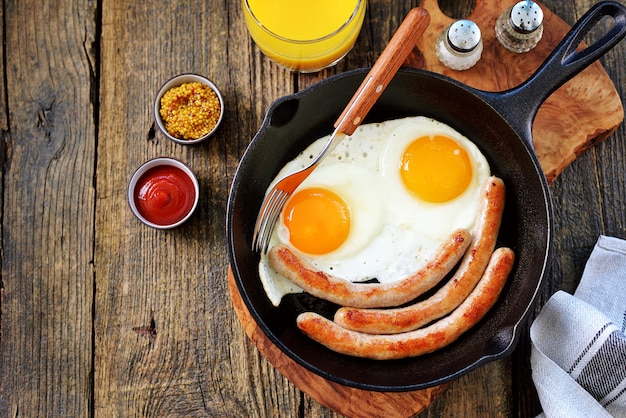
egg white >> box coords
[260,163,386,306]
[379,116,491,240]
[258,116,491,306]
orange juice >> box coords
[243,0,366,72]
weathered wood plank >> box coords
[419,0,626,416]
[0,0,97,416]
[229,0,626,416]
[0,0,622,416]
[94,0,300,416]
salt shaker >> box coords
[436,19,483,71]
[495,0,544,53]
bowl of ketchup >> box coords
[128,157,199,229]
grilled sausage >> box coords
[268,229,471,309]
[296,247,515,360]
[334,176,506,334]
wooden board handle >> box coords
[334,7,431,135]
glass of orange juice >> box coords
[242,0,367,72]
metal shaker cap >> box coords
[447,20,481,52]
[510,0,543,33]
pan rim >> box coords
[226,67,553,392]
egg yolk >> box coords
[283,187,350,255]
[401,135,472,202]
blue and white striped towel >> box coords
[531,235,626,418]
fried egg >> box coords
[258,116,491,306]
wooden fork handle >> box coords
[334,7,431,135]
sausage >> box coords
[296,247,515,360]
[334,176,506,334]
[268,229,471,309]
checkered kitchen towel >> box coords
[531,235,626,418]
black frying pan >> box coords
[227,1,626,391]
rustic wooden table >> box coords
[0,0,624,417]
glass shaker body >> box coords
[495,0,544,53]
[436,19,483,71]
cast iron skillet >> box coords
[227,2,626,392]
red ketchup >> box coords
[134,165,196,226]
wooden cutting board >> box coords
[229,1,624,416]
[410,0,623,184]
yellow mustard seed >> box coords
[159,82,221,140]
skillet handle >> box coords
[334,7,430,135]
[481,1,626,146]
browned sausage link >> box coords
[296,247,515,360]
[268,229,471,309]
[334,176,506,333]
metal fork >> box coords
[252,7,431,252]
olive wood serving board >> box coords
[228,1,623,416]
[410,0,623,184]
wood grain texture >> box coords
[229,0,623,416]
[0,0,97,416]
[228,269,448,418]
[414,0,623,184]
[0,0,624,417]
[94,0,298,416]
[420,1,626,416]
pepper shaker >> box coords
[495,0,544,53]
[435,19,483,71]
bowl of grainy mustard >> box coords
[154,73,224,144]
